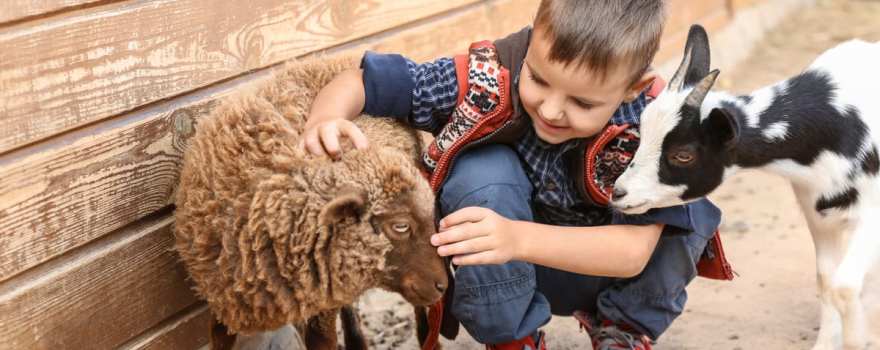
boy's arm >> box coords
[303,52,459,156]
[432,207,662,278]
[514,220,663,278]
[302,68,369,157]
[361,52,458,133]
[433,199,721,278]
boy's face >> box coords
[519,27,652,144]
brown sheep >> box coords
[173,55,448,349]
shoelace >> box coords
[594,325,643,350]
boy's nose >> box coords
[538,101,564,121]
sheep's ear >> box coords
[704,107,739,150]
[320,186,368,224]
[669,25,711,92]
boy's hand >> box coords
[431,207,522,265]
[300,119,369,158]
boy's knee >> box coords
[451,262,544,343]
[439,145,532,217]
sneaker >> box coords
[573,310,652,350]
[486,331,547,350]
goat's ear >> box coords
[319,186,368,224]
[669,25,711,91]
[704,107,739,149]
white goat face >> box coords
[613,90,692,214]
[611,25,736,214]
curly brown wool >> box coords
[173,55,447,344]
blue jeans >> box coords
[438,144,717,343]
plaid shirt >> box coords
[361,52,647,227]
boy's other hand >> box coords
[299,119,369,158]
[431,207,521,266]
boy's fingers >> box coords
[436,236,492,257]
[340,121,370,150]
[304,133,326,157]
[319,125,341,157]
[440,207,489,229]
[431,223,481,246]
[451,251,495,266]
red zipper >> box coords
[430,69,511,192]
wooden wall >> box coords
[0,1,768,349]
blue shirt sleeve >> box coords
[611,198,722,237]
[609,92,647,126]
[360,51,458,134]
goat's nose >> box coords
[612,187,627,200]
[435,281,447,294]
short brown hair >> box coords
[533,0,666,85]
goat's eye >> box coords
[391,223,410,233]
[669,150,696,165]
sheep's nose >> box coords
[435,281,446,294]
[612,187,627,200]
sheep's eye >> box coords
[391,223,410,233]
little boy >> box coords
[302,1,726,349]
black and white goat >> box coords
[612,25,880,350]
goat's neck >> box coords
[702,81,824,181]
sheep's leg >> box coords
[210,319,238,350]
[415,306,430,346]
[832,210,880,350]
[303,309,340,350]
[340,304,368,350]
[795,187,845,350]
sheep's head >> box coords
[612,25,736,214]
[316,148,447,307]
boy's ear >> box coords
[624,70,658,102]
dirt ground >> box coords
[351,1,880,349]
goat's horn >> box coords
[685,69,720,107]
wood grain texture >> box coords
[0,214,200,350]
[0,0,478,154]
[369,0,539,62]
[0,70,257,282]
[0,0,107,24]
[120,304,212,350]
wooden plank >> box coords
[120,304,212,350]
[0,0,478,154]
[655,6,730,64]
[0,213,201,350]
[0,0,536,284]
[0,69,261,282]
[0,0,107,24]
[369,0,540,62]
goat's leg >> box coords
[811,225,846,350]
[796,187,846,350]
[832,211,880,350]
[303,309,340,350]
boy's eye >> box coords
[572,99,593,109]
[528,72,548,87]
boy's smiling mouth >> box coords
[534,116,569,133]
